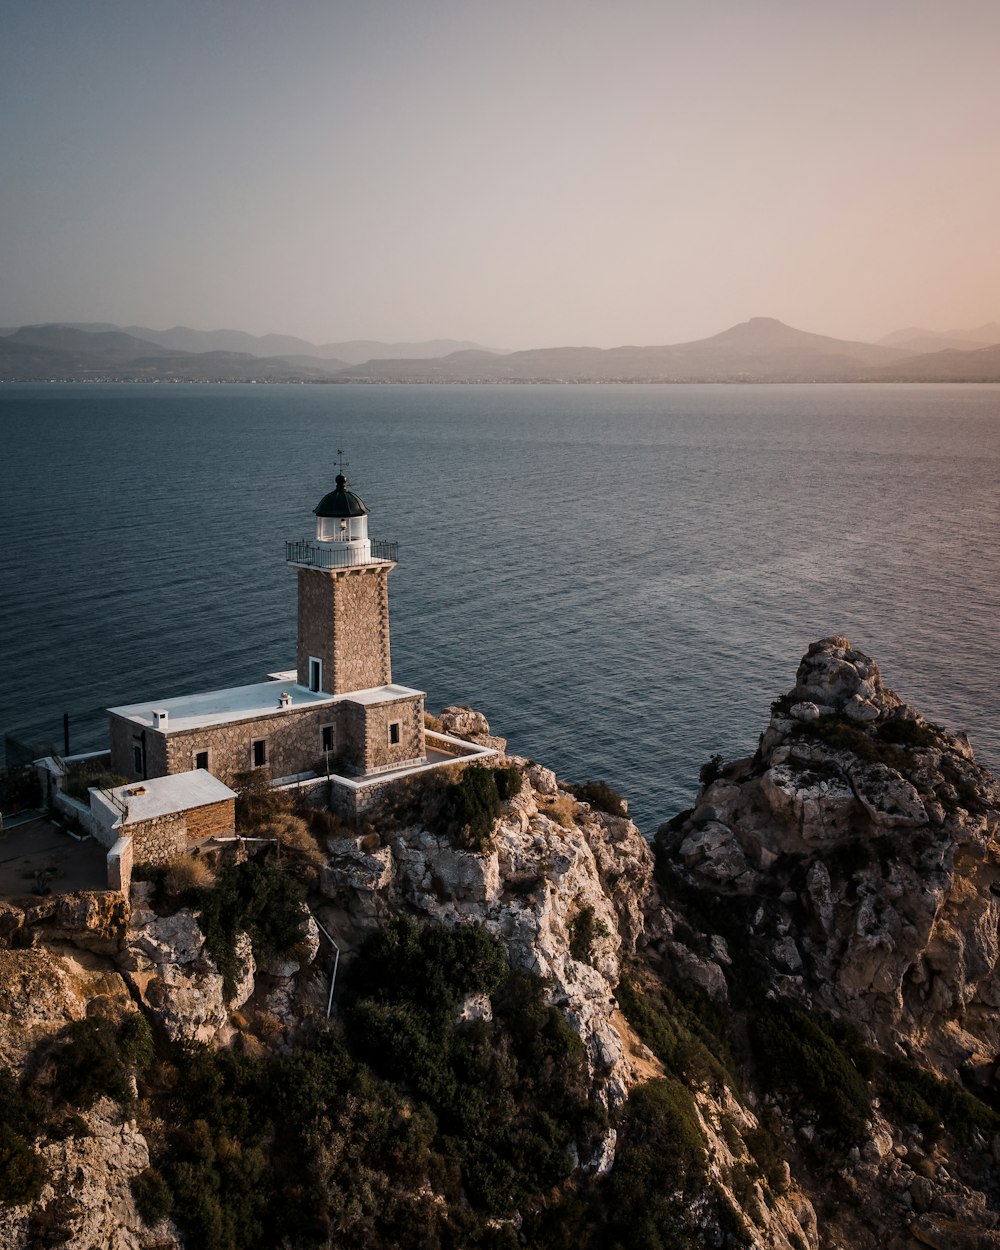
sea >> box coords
[0,382,997,834]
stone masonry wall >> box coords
[337,700,368,775]
[108,715,168,782]
[357,694,425,773]
[296,567,337,691]
[296,565,392,694]
[185,799,235,842]
[130,812,186,866]
[162,706,339,786]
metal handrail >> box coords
[284,539,398,569]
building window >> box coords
[388,722,401,746]
[195,750,209,771]
[252,739,267,768]
[132,744,143,774]
[308,657,322,693]
[321,725,335,753]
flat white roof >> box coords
[344,683,426,706]
[109,679,424,733]
[110,769,236,824]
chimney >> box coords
[152,709,169,729]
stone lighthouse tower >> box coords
[285,473,399,695]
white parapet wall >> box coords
[107,835,134,895]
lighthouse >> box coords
[285,472,399,696]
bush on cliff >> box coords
[46,1013,153,1109]
[0,1122,44,1207]
[343,917,604,1214]
[565,779,628,818]
[749,998,870,1145]
[427,765,504,851]
[603,1078,709,1250]
[197,857,308,998]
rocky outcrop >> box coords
[319,754,655,1109]
[118,903,255,1045]
[0,1100,177,1250]
[0,947,134,1072]
[659,636,1000,1071]
[438,704,509,754]
[0,891,129,956]
[655,637,1000,1249]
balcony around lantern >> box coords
[284,538,398,570]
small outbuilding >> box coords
[90,769,236,867]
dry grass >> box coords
[537,793,578,829]
[161,854,215,899]
[268,813,326,869]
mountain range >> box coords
[1,317,999,383]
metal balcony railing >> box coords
[284,539,398,569]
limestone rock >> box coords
[132,911,205,965]
[22,1100,175,1250]
[317,750,657,1113]
[439,705,492,738]
[793,636,903,716]
[125,911,255,1043]
[0,947,133,1073]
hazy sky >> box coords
[2,0,998,348]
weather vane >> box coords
[336,447,350,476]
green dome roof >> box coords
[314,474,369,518]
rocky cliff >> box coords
[656,636,1000,1249]
[1,645,999,1250]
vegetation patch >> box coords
[343,917,604,1215]
[569,904,609,964]
[427,765,504,851]
[748,998,870,1145]
[493,765,522,802]
[197,858,309,998]
[603,1078,713,1250]
[882,1057,1000,1143]
[616,974,738,1095]
[564,779,628,818]
[0,1123,44,1207]
[44,1013,153,1110]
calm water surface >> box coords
[1,383,997,833]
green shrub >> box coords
[743,1109,788,1192]
[749,999,870,1144]
[197,858,308,998]
[493,766,522,802]
[231,769,282,831]
[49,1014,152,1109]
[883,1057,1000,1143]
[604,1079,707,1250]
[565,780,628,818]
[343,919,603,1216]
[698,755,725,788]
[436,766,503,851]
[790,715,883,762]
[0,1124,44,1207]
[132,1166,174,1223]
[570,906,597,962]
[616,975,738,1094]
